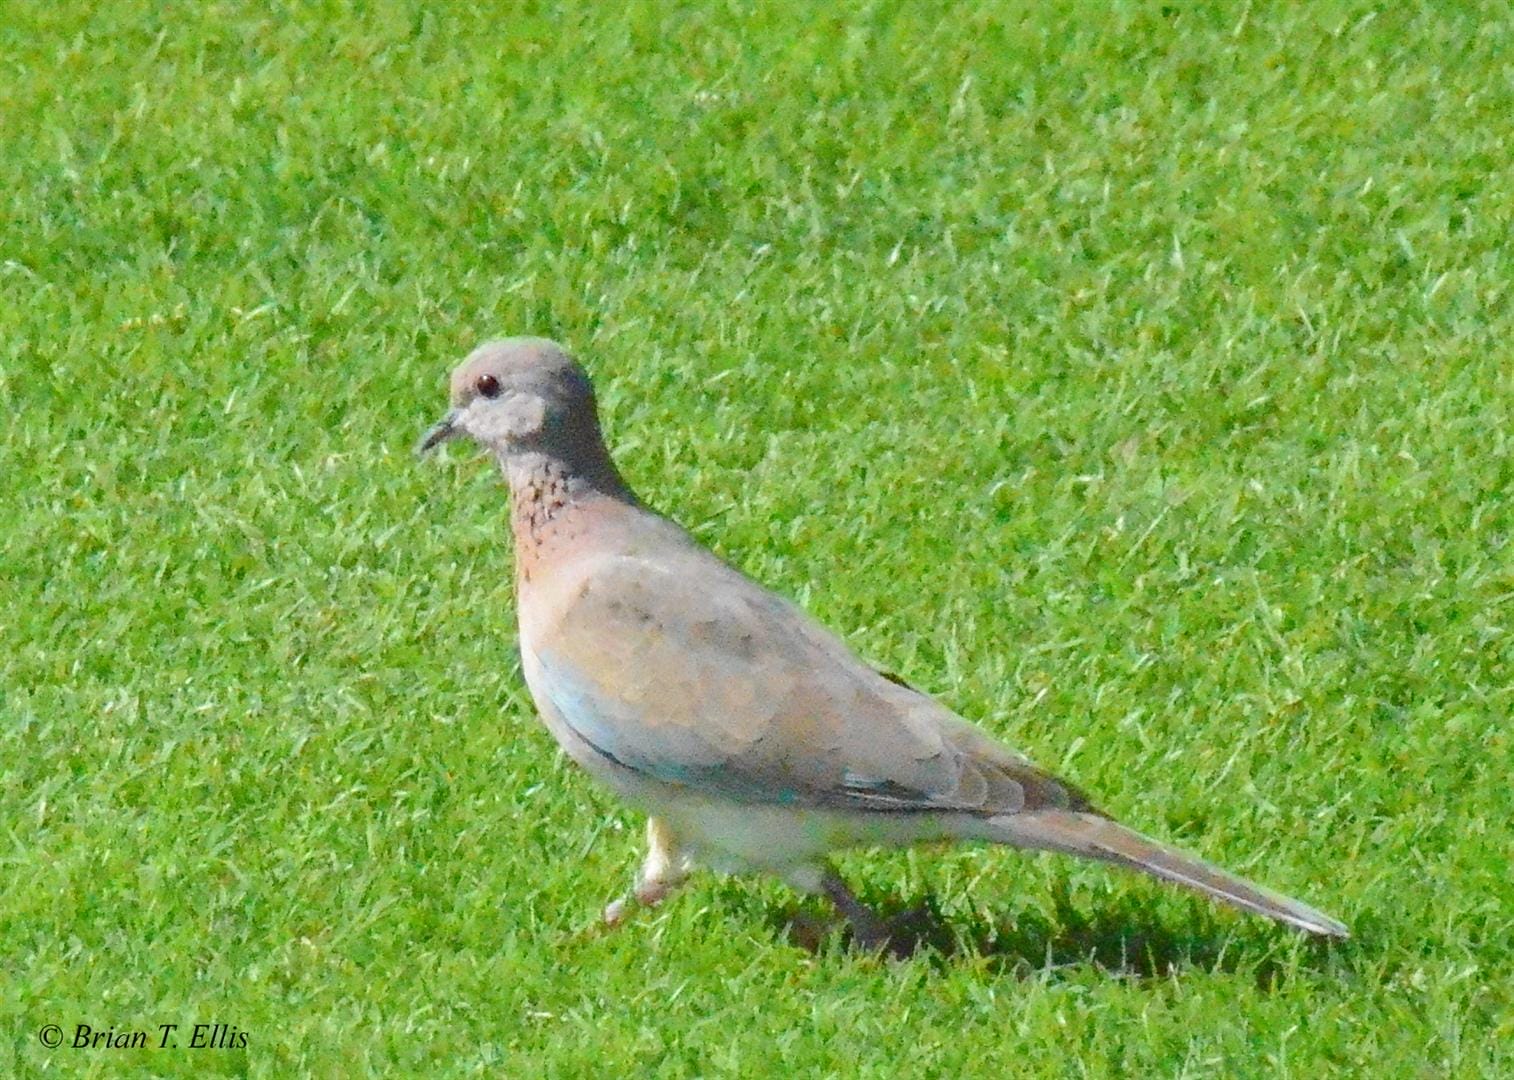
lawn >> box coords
[2,0,1510,1074]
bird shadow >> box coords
[766,882,1349,985]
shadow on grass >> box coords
[767,880,1349,984]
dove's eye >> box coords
[475,374,502,399]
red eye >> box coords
[475,373,501,398]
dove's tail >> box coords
[988,810,1349,938]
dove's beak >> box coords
[417,408,462,455]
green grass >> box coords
[3,0,1510,1074]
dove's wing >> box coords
[524,549,1093,817]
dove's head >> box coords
[419,337,605,458]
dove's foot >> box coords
[820,870,908,958]
[602,816,691,927]
[602,877,676,925]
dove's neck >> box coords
[502,446,636,581]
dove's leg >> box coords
[819,871,893,953]
[603,817,692,926]
[783,864,892,953]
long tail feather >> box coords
[991,810,1349,938]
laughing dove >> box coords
[419,338,1349,946]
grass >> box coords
[2,0,1510,1074]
